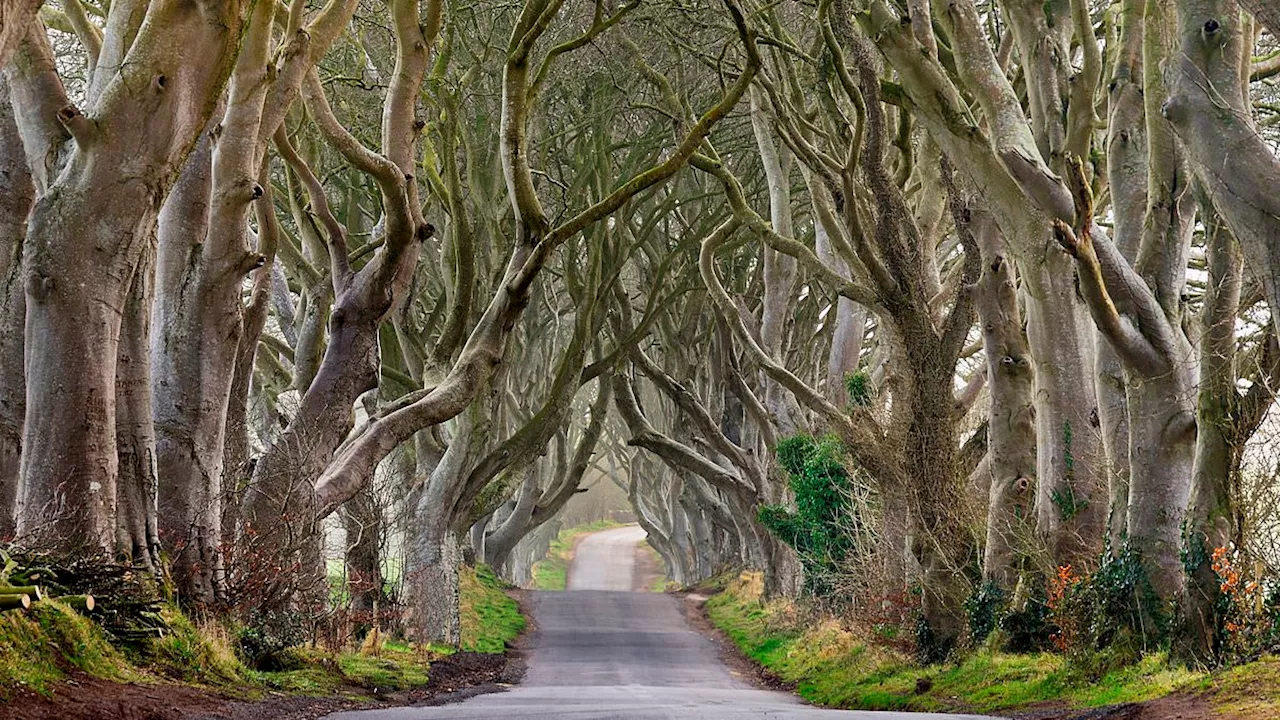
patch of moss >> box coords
[459,564,525,653]
[0,600,136,697]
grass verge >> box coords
[459,563,525,653]
[703,571,1280,717]
[530,519,622,591]
[0,563,526,702]
[0,599,139,695]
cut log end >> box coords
[60,595,96,613]
[0,593,31,611]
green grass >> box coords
[1189,655,1280,717]
[335,645,431,691]
[0,599,138,697]
[530,519,623,591]
[703,571,1278,716]
[0,562,529,702]
[142,604,248,685]
[459,564,525,653]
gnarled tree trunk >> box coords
[0,78,31,540]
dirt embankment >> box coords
[2,587,533,720]
[1012,697,1218,720]
[1,648,524,720]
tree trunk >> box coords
[14,0,251,556]
[153,0,274,604]
[403,398,491,645]
[866,3,1108,573]
[1166,0,1280,338]
[115,246,159,570]
[974,215,1036,591]
[0,79,31,541]
[1183,212,1243,659]
[1022,259,1106,571]
[342,487,385,615]
[409,526,461,646]
[152,133,225,599]
[751,90,801,437]
[909,361,976,660]
[19,190,135,553]
[222,187,279,554]
[240,307,384,605]
[481,468,539,570]
[1099,1,1147,549]
[1121,1,1198,610]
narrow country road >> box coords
[327,525,1003,719]
[566,523,648,590]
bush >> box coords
[999,591,1053,653]
[236,610,308,670]
[1210,546,1280,663]
[1039,547,1167,676]
[844,371,873,407]
[966,582,1007,646]
[759,434,867,598]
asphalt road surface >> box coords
[327,525,1004,720]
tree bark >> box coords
[0,78,31,540]
[405,399,489,645]
[1184,210,1243,659]
[974,214,1036,591]
[750,89,801,437]
[1053,141,1196,612]
[341,487,385,614]
[864,0,1108,572]
[1098,0,1147,550]
[1166,0,1280,338]
[0,0,40,71]
[115,246,159,570]
[153,0,275,604]
[241,0,438,591]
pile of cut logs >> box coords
[0,550,96,612]
[0,547,182,650]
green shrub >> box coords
[236,610,308,670]
[999,590,1053,654]
[759,434,866,598]
[966,582,1007,646]
[844,372,873,407]
[1043,547,1168,676]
